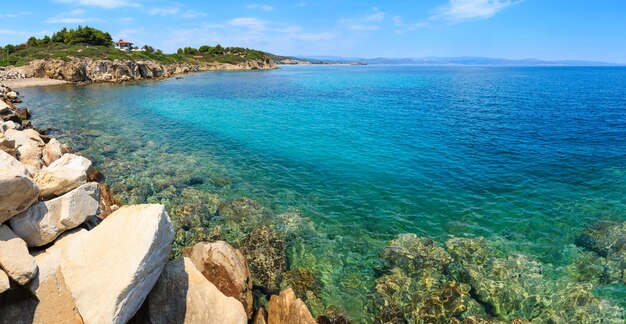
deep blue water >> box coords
[20,65,626,319]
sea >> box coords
[20,65,626,321]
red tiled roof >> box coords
[115,40,133,45]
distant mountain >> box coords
[290,56,622,66]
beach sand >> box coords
[3,78,70,88]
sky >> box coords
[1,0,625,63]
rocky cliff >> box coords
[2,57,276,83]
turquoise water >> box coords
[20,66,626,320]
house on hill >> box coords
[114,39,133,51]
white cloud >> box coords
[228,17,268,29]
[45,10,103,24]
[339,8,386,31]
[149,7,179,16]
[55,0,139,9]
[436,0,519,21]
[181,10,207,18]
[246,4,274,12]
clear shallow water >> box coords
[20,66,626,320]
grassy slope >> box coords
[0,43,269,67]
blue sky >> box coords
[1,0,625,62]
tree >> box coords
[4,44,15,55]
[42,36,51,44]
[156,49,163,55]
[198,45,211,53]
[142,45,155,53]
[27,37,38,46]
[50,26,112,46]
[177,48,183,54]
[183,47,198,55]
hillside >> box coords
[0,26,272,68]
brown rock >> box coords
[268,288,316,324]
[42,138,65,166]
[98,183,121,219]
[142,257,247,324]
[254,306,268,324]
[183,241,254,318]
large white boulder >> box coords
[60,204,174,324]
[10,183,100,247]
[0,224,38,285]
[0,150,39,224]
[184,241,254,318]
[144,257,248,324]
[34,153,91,199]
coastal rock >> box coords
[267,288,316,324]
[183,241,254,318]
[0,270,9,294]
[4,129,44,170]
[60,204,174,324]
[42,138,66,166]
[0,134,16,156]
[0,120,22,133]
[240,225,287,291]
[0,225,38,285]
[34,153,91,199]
[0,150,39,223]
[9,183,100,247]
[254,307,268,324]
[141,257,248,324]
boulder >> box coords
[0,225,38,285]
[0,134,16,156]
[60,204,174,324]
[42,138,65,166]
[254,307,268,324]
[0,150,39,223]
[0,120,22,133]
[10,183,100,247]
[183,241,254,318]
[4,129,44,170]
[268,288,316,324]
[34,153,91,199]
[143,257,247,324]
[0,269,9,294]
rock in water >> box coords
[183,241,254,318]
[34,153,91,199]
[0,225,38,285]
[142,257,247,324]
[0,269,9,294]
[9,183,100,247]
[268,288,316,324]
[0,150,39,223]
[60,204,174,324]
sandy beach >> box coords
[2,78,70,89]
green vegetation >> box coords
[0,26,270,67]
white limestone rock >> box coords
[0,150,39,224]
[60,204,174,324]
[10,183,100,247]
[0,224,38,285]
[34,153,91,199]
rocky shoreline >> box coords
[0,83,316,324]
[0,57,276,84]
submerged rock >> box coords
[0,225,38,285]
[380,233,452,275]
[9,183,100,247]
[0,150,39,224]
[240,225,287,291]
[267,288,316,324]
[183,241,254,319]
[138,257,247,324]
[575,221,625,284]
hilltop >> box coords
[0,26,275,84]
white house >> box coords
[114,39,133,51]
